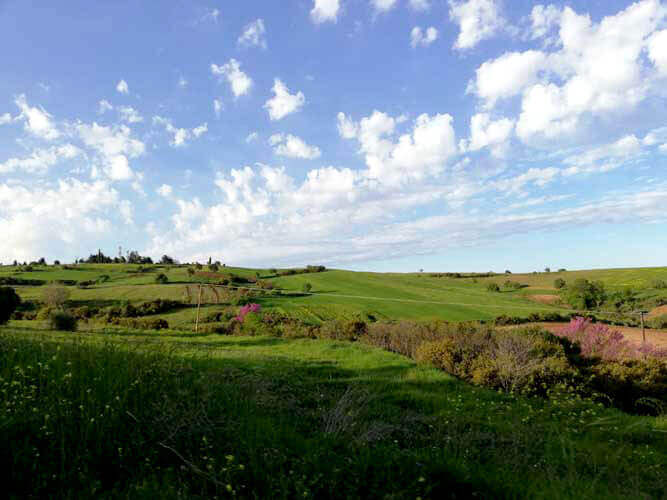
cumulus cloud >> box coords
[410,26,438,48]
[529,4,561,40]
[238,19,267,49]
[449,0,505,50]
[648,29,667,76]
[470,0,667,143]
[269,134,322,159]
[460,113,514,156]
[14,94,60,140]
[213,99,223,118]
[0,113,10,125]
[264,79,305,120]
[311,0,340,23]
[337,112,359,139]
[246,131,259,143]
[152,116,208,147]
[0,179,128,262]
[116,80,129,94]
[0,144,81,174]
[211,59,252,98]
[77,122,145,181]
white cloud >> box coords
[264,79,305,120]
[0,144,81,174]
[494,167,560,193]
[460,113,514,156]
[211,59,253,98]
[213,99,223,117]
[153,116,208,147]
[238,19,267,49]
[178,76,188,88]
[371,0,398,13]
[157,184,173,197]
[449,0,504,50]
[246,132,259,143]
[343,110,458,186]
[529,4,561,40]
[648,29,667,76]
[471,1,667,143]
[116,80,129,94]
[470,50,547,108]
[0,179,128,263]
[269,134,322,159]
[311,0,340,23]
[117,106,143,123]
[98,100,113,114]
[643,126,667,146]
[562,134,643,175]
[0,113,10,125]
[14,94,60,140]
[337,112,359,139]
[410,26,438,48]
[77,122,145,181]
[409,0,430,11]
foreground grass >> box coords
[1,325,665,498]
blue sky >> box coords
[1,0,666,271]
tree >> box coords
[195,263,203,270]
[187,267,195,277]
[209,263,220,272]
[54,260,61,266]
[155,273,169,284]
[42,285,70,309]
[505,270,512,274]
[562,279,605,310]
[160,255,175,265]
[302,282,312,293]
[486,283,500,292]
[0,287,21,324]
[554,278,566,289]
[38,257,46,265]
[544,267,551,273]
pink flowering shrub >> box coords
[236,303,261,323]
[555,317,667,360]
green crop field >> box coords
[1,263,666,497]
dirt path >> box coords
[508,322,667,349]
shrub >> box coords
[320,319,368,341]
[562,279,605,310]
[486,283,500,292]
[49,311,78,332]
[111,317,169,330]
[186,267,195,277]
[0,287,21,324]
[155,273,169,284]
[42,285,70,309]
[208,263,219,272]
[97,274,110,283]
[236,303,261,323]
[554,278,566,289]
[651,279,667,289]
[648,315,667,329]
[78,280,95,289]
[302,282,313,293]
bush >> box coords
[648,315,667,329]
[78,280,95,289]
[49,311,78,332]
[302,282,312,293]
[155,273,169,284]
[111,317,169,330]
[486,283,500,292]
[562,279,605,310]
[97,274,110,283]
[320,319,368,341]
[554,278,566,289]
[42,285,70,309]
[0,287,21,324]
[651,279,667,289]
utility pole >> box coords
[195,283,203,333]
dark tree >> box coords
[0,287,21,324]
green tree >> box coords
[562,279,605,310]
[554,278,566,289]
[302,282,313,293]
[0,287,21,324]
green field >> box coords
[1,324,665,498]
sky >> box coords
[1,0,666,272]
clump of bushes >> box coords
[110,317,169,330]
[78,280,95,289]
[486,283,500,292]
[155,273,169,284]
[48,311,78,332]
[0,287,21,324]
[503,280,524,290]
[554,278,566,289]
[561,278,605,310]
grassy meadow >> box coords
[1,263,667,497]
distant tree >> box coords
[255,271,261,279]
[562,279,605,310]
[505,270,512,274]
[155,273,169,284]
[0,287,21,324]
[53,260,60,266]
[209,263,220,272]
[195,263,203,270]
[419,268,424,273]
[127,251,152,265]
[208,257,212,265]
[486,283,500,292]
[42,285,70,309]
[12,260,18,267]
[554,278,566,290]
[302,282,312,293]
[269,268,278,275]
[160,255,175,265]
[187,267,195,277]
[558,268,566,272]
[37,257,46,266]
[544,267,551,273]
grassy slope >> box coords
[4,264,667,327]
[1,325,665,498]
